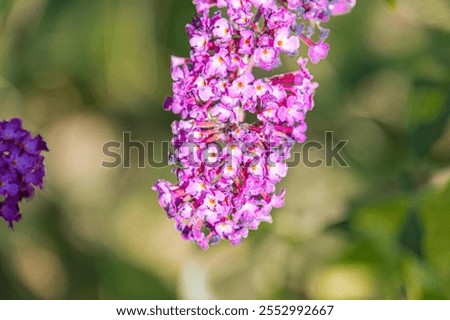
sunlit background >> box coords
[0,0,449,299]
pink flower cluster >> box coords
[153,0,355,249]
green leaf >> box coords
[420,183,450,297]
[402,256,447,299]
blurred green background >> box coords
[0,0,449,299]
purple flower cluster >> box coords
[0,118,48,227]
[153,0,355,249]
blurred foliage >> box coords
[384,0,397,10]
[0,0,449,299]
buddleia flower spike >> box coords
[153,0,356,249]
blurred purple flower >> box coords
[0,118,49,227]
